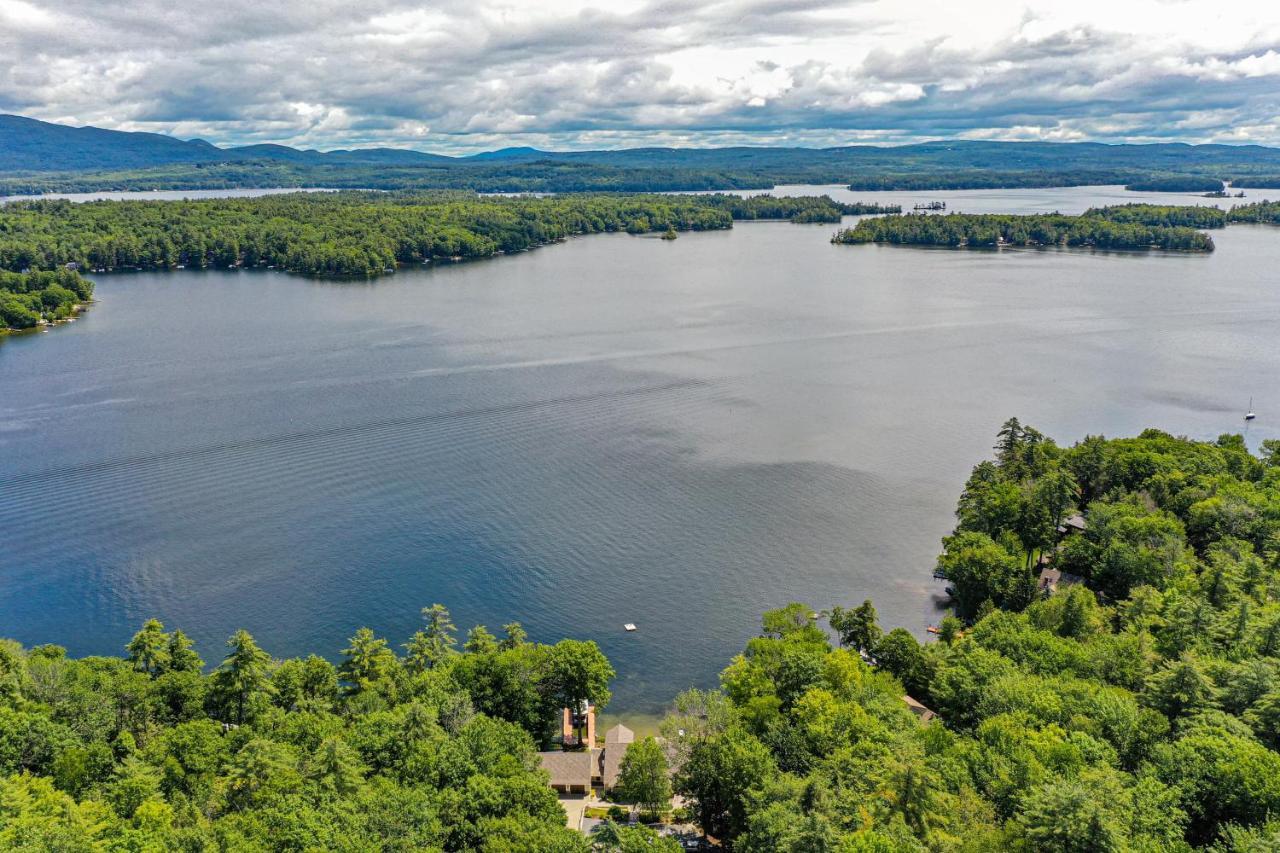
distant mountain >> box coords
[222,143,455,166]
[0,114,460,172]
[0,114,221,171]
[464,147,550,162]
[5,112,1280,196]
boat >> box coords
[1246,397,1257,421]
[623,623,637,632]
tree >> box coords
[677,727,776,844]
[166,630,203,674]
[872,629,933,698]
[405,604,457,672]
[210,630,272,724]
[936,532,1031,620]
[1024,469,1080,555]
[1015,777,1125,853]
[223,738,300,811]
[761,603,823,641]
[309,736,366,796]
[547,640,615,712]
[829,600,881,654]
[937,616,963,645]
[500,622,528,650]
[1244,689,1280,749]
[592,821,681,852]
[464,625,498,655]
[125,620,170,677]
[1144,656,1217,722]
[616,737,671,815]
[338,628,398,696]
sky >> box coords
[1,0,1279,153]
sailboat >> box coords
[1245,398,1257,421]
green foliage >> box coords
[0,610,612,849]
[0,191,887,283]
[1083,203,1228,228]
[0,268,91,330]
[1227,200,1280,224]
[658,421,1280,850]
[615,737,671,814]
[833,210,1217,251]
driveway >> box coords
[558,794,588,831]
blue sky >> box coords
[2,0,1278,153]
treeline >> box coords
[0,191,778,280]
[0,268,93,331]
[833,211,1217,251]
[0,606,678,850]
[847,170,1141,191]
[1225,178,1280,189]
[697,194,899,222]
[658,424,1280,850]
[1227,200,1280,224]
[1123,176,1225,192]
[11,136,1280,196]
[1082,203,1229,229]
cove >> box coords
[2,186,1279,711]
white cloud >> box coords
[1,0,1278,151]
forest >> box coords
[1081,204,1229,229]
[0,268,93,331]
[832,210,1218,251]
[0,609,643,850]
[7,424,1280,850]
[1226,200,1280,224]
[0,191,862,288]
[662,423,1280,851]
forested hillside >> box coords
[0,191,859,288]
[661,424,1280,850]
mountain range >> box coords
[5,113,1280,194]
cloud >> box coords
[1,0,1278,151]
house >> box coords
[538,709,637,793]
[1037,567,1085,596]
[540,749,596,794]
[1057,514,1087,536]
[902,695,938,724]
[600,723,635,789]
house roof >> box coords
[604,724,635,746]
[538,750,595,788]
[902,695,938,723]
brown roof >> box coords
[903,695,938,723]
[604,724,635,746]
[538,750,594,788]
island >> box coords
[833,206,1220,251]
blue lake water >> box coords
[2,186,1279,711]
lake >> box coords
[2,186,1279,711]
